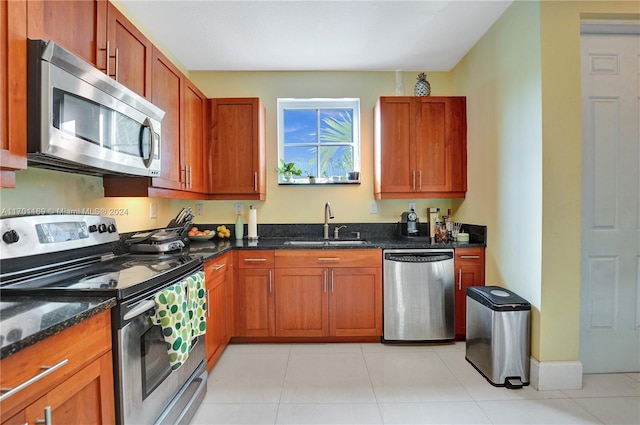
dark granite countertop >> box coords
[0,296,116,360]
[187,222,486,262]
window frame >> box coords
[276,98,361,185]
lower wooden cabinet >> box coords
[454,247,486,339]
[4,352,115,425]
[235,250,275,337]
[234,249,382,340]
[204,253,232,370]
[0,310,115,424]
[274,265,382,337]
[273,249,382,339]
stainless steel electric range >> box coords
[0,214,207,425]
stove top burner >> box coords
[1,253,202,300]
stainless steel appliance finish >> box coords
[383,249,454,342]
[465,286,531,388]
[27,39,164,177]
[0,215,207,424]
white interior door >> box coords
[580,28,640,373]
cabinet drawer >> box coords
[454,247,485,263]
[205,253,228,283]
[237,250,274,269]
[275,249,382,268]
[0,310,112,421]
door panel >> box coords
[580,31,640,373]
[275,268,328,337]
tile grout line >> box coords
[359,343,386,424]
[273,344,293,425]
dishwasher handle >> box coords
[385,252,453,263]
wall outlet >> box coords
[149,202,157,219]
[195,203,204,216]
[408,202,416,211]
[234,203,242,215]
[369,200,378,214]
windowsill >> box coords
[279,178,361,186]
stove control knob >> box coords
[98,223,107,233]
[107,224,117,233]
[2,230,19,244]
[89,225,98,233]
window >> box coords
[277,98,360,184]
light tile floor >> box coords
[190,343,640,425]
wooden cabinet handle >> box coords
[317,257,340,262]
[35,406,52,425]
[458,268,462,291]
[412,170,416,191]
[268,270,272,293]
[323,270,327,292]
[210,264,225,271]
[244,258,267,262]
[419,170,422,191]
[254,172,258,192]
[331,270,334,293]
[0,359,68,401]
[207,289,211,318]
[99,41,111,75]
[459,255,480,259]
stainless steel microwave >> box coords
[27,39,164,177]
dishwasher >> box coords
[382,249,455,342]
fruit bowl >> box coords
[188,234,215,241]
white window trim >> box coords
[277,98,361,184]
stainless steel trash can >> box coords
[465,286,530,389]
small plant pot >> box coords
[347,171,360,181]
[308,177,316,184]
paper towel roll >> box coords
[248,206,258,239]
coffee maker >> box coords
[400,208,419,236]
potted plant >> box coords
[342,151,359,181]
[276,159,302,182]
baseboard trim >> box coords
[529,357,583,390]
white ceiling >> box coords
[119,0,513,72]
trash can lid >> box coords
[466,286,531,311]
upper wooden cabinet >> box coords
[373,96,467,199]
[105,1,151,98]
[1,0,28,188]
[209,98,266,200]
[26,0,107,70]
[149,46,183,191]
[183,80,208,193]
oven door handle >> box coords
[123,299,156,321]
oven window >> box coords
[140,325,172,399]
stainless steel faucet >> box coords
[323,201,334,239]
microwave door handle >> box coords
[141,117,156,169]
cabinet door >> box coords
[330,267,382,337]
[183,80,207,193]
[150,47,183,190]
[275,268,328,337]
[209,98,266,200]
[26,0,106,69]
[374,97,415,195]
[1,0,27,188]
[237,268,274,337]
[106,1,151,98]
[24,352,115,425]
[415,97,466,195]
[206,278,227,368]
[454,248,485,338]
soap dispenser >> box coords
[235,214,244,240]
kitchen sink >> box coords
[284,240,369,246]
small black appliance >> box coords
[400,208,419,236]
